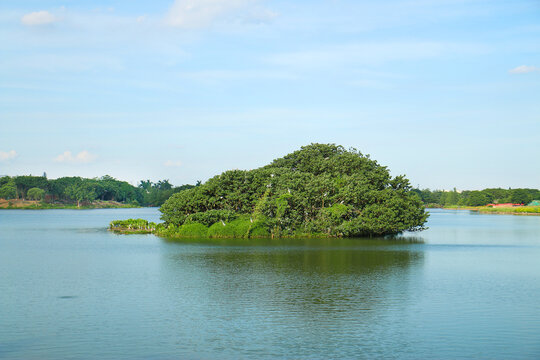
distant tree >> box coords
[0,176,11,187]
[481,188,513,204]
[49,177,82,202]
[27,187,45,201]
[155,179,173,191]
[467,191,489,206]
[14,175,48,199]
[64,184,96,207]
[139,180,152,192]
[444,189,459,206]
[511,189,531,205]
[0,179,17,199]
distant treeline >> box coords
[413,188,540,207]
[0,175,198,207]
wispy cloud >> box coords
[54,150,97,164]
[0,150,17,161]
[164,160,182,167]
[21,10,59,26]
[165,0,276,29]
[509,65,539,74]
[268,42,487,68]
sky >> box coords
[0,0,539,190]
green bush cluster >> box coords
[154,216,274,239]
[109,218,157,233]
[159,144,428,238]
[185,209,237,226]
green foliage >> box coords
[248,219,271,237]
[176,223,209,237]
[14,175,48,199]
[510,189,532,205]
[466,191,489,206]
[185,209,237,227]
[206,218,252,238]
[0,176,11,187]
[138,179,196,206]
[160,143,428,238]
[26,187,45,201]
[207,221,234,238]
[0,178,17,199]
[109,218,157,233]
[417,187,540,207]
[0,174,195,207]
[64,184,96,207]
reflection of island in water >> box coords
[161,237,424,315]
[158,237,425,357]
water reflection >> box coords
[160,237,424,325]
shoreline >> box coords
[427,206,540,216]
[108,218,417,239]
[0,199,140,210]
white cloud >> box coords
[164,160,182,167]
[21,10,58,26]
[165,0,275,29]
[0,150,17,161]
[54,150,97,164]
[509,65,539,74]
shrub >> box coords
[177,222,209,237]
[185,210,237,227]
[207,218,252,238]
[248,220,271,238]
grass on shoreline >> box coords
[110,218,336,239]
[474,206,540,215]
[428,205,540,215]
[0,199,139,210]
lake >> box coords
[1,208,539,359]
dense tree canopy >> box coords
[414,187,540,207]
[0,174,195,207]
[138,179,196,206]
[160,144,428,237]
[0,177,17,199]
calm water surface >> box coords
[1,208,539,359]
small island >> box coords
[111,144,428,238]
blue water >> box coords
[0,208,539,359]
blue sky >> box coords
[0,0,539,190]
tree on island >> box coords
[159,143,428,238]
